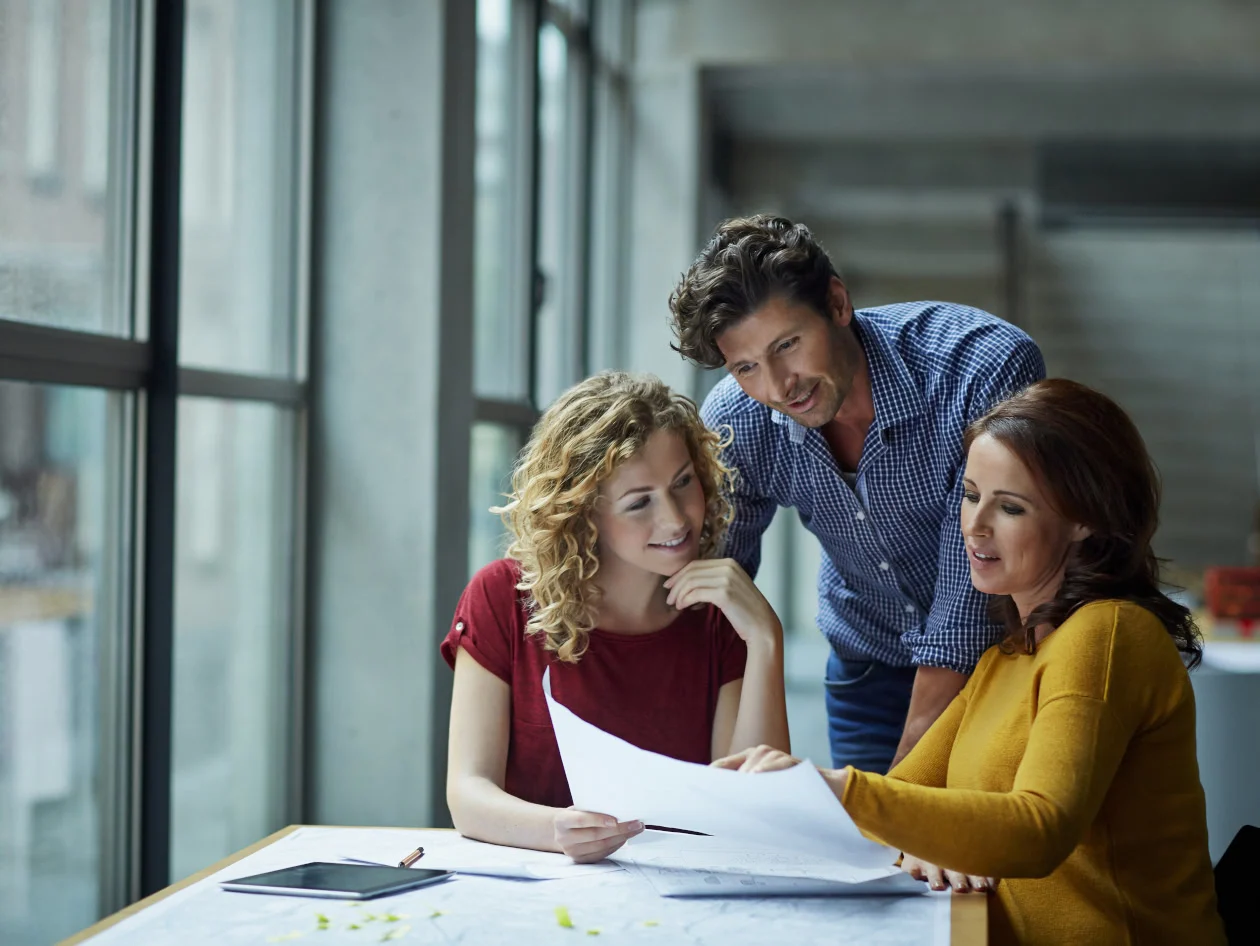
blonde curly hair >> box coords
[494,371,735,664]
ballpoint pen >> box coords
[398,846,426,869]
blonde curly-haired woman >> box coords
[442,372,790,863]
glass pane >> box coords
[171,398,293,880]
[473,0,529,399]
[0,382,117,945]
[0,0,130,335]
[179,0,298,374]
[551,0,590,24]
[534,23,576,408]
[468,422,522,574]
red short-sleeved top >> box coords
[441,558,748,809]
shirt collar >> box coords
[769,309,927,443]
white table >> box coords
[60,826,986,945]
[1195,641,1260,862]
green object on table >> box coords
[555,906,575,929]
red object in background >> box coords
[1204,567,1260,621]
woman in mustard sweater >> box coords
[718,378,1225,945]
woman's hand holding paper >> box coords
[552,808,644,863]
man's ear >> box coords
[828,276,853,328]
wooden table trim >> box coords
[57,825,301,946]
[60,825,986,945]
[951,889,988,944]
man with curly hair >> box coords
[669,214,1045,774]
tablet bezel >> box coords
[219,861,452,900]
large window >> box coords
[0,382,126,946]
[469,0,617,573]
[0,1,310,942]
[170,399,295,881]
[169,0,306,880]
[179,0,301,376]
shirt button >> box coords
[854,511,866,521]
[904,604,915,613]
[456,621,465,631]
[879,561,891,571]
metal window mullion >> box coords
[137,0,185,898]
[518,0,541,408]
[0,320,150,388]
[285,0,317,831]
[474,396,540,429]
[291,0,316,383]
[177,367,306,405]
[96,0,147,918]
[569,28,593,380]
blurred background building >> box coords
[0,2,1257,943]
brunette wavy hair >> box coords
[965,378,1202,668]
[668,214,841,369]
[495,372,736,663]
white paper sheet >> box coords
[332,827,620,879]
[542,668,898,871]
[614,831,925,897]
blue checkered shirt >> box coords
[702,302,1046,673]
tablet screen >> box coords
[221,862,452,899]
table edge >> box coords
[56,824,302,946]
[951,888,988,945]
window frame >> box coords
[0,0,315,910]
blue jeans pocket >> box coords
[824,657,877,691]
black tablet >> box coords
[220,861,452,900]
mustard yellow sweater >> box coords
[842,600,1224,946]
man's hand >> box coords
[553,809,643,863]
[901,853,994,893]
[891,666,968,767]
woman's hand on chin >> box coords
[663,559,783,649]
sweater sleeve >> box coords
[885,685,969,789]
[841,606,1151,879]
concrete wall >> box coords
[307,0,474,829]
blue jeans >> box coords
[824,651,917,775]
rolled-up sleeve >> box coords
[702,386,777,579]
[908,336,1046,672]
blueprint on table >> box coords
[82,826,951,946]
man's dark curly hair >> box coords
[668,214,840,369]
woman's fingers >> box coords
[554,809,643,861]
[743,750,800,773]
[712,745,802,772]
[924,863,947,891]
[902,856,994,892]
[564,832,633,863]
[711,747,756,770]
[555,808,618,831]
[900,855,927,881]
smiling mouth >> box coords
[651,531,691,550]
[785,384,817,411]
[970,549,1000,562]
